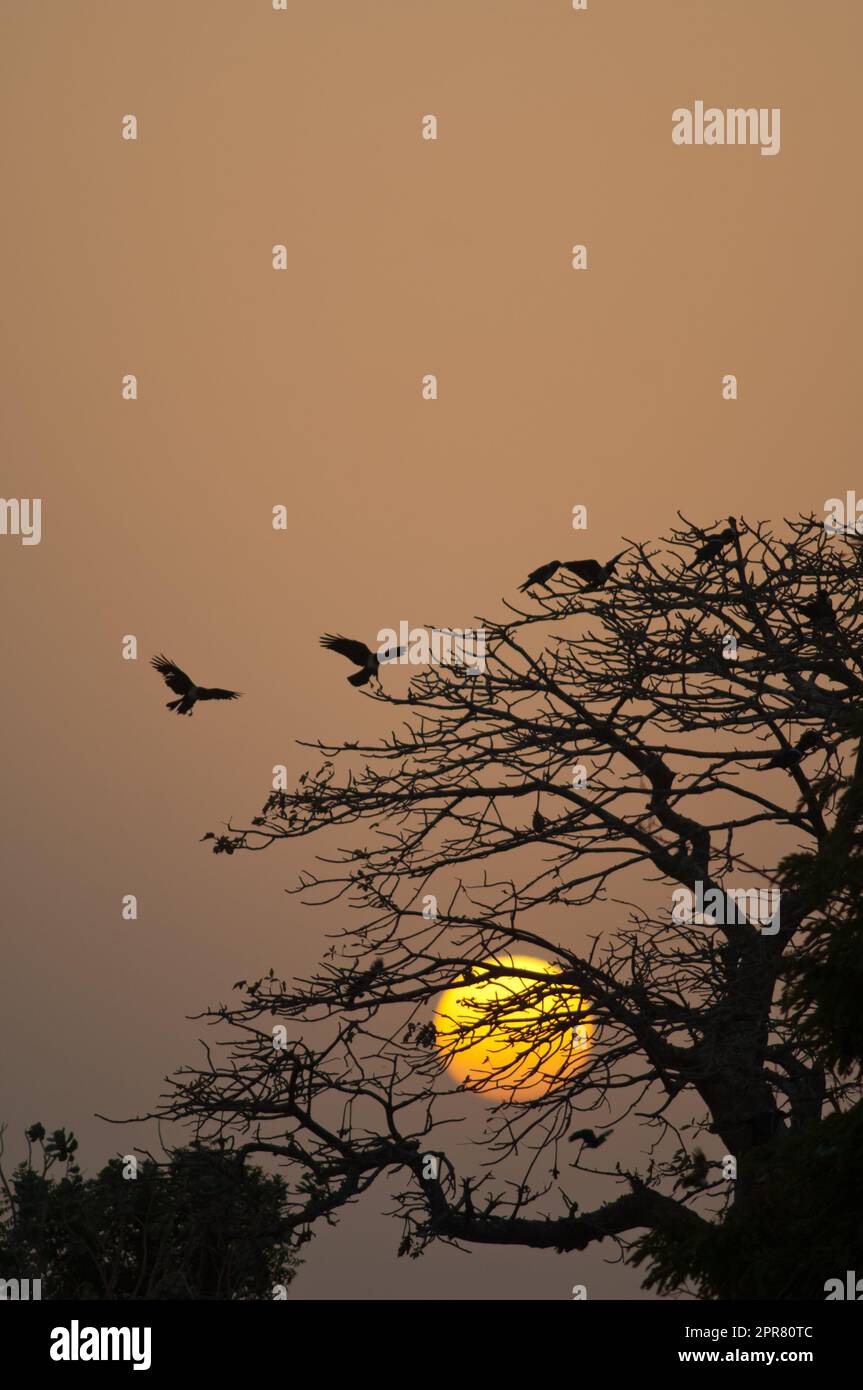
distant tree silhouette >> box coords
[0,1123,299,1299]
[159,516,863,1298]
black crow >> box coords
[762,730,822,770]
[568,1128,610,1149]
[561,549,628,589]
[676,1148,710,1190]
[799,591,836,630]
[320,634,404,686]
[685,517,738,570]
[532,808,547,833]
[151,654,241,716]
[519,560,561,592]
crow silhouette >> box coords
[151,655,241,716]
[568,1128,610,1149]
[685,518,738,570]
[799,590,836,630]
[561,550,628,589]
[320,634,404,686]
[532,807,547,833]
[762,730,822,770]
[518,560,561,592]
[676,1147,710,1190]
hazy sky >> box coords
[1,0,861,1299]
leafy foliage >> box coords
[0,1124,300,1299]
[633,1102,863,1299]
[780,776,863,1074]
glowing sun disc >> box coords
[435,953,594,1100]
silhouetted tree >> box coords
[159,516,863,1298]
[0,1123,300,1299]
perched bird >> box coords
[519,560,561,593]
[686,518,738,570]
[341,956,387,1006]
[675,1147,710,1191]
[799,590,836,630]
[561,550,628,589]
[320,633,404,686]
[532,807,547,833]
[151,654,241,716]
[762,730,822,770]
[568,1128,611,1149]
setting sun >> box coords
[435,954,594,1100]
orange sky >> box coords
[1,0,861,1299]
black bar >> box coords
[1,1297,858,1375]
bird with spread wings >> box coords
[320,634,404,686]
[151,654,242,716]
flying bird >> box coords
[320,634,404,686]
[685,518,738,570]
[561,550,628,589]
[568,1128,611,1149]
[151,654,241,716]
[519,560,561,593]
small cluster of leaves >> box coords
[404,1021,437,1048]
